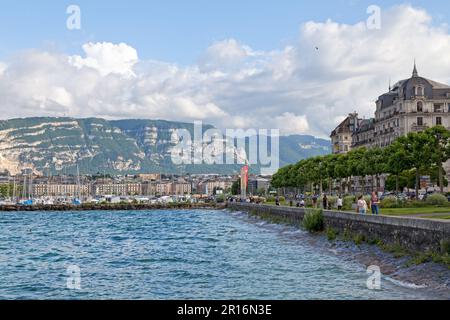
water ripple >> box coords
[0,209,446,300]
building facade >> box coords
[33,184,90,197]
[93,183,142,196]
[330,64,450,190]
[330,112,359,154]
[333,64,450,153]
[373,64,450,147]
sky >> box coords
[0,0,450,137]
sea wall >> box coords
[227,203,450,253]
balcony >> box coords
[411,123,430,132]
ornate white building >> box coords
[373,63,450,147]
[330,64,450,191]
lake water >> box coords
[0,209,445,299]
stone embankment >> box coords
[228,203,450,253]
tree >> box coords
[334,154,349,194]
[231,179,241,195]
[425,126,450,193]
[324,154,338,194]
[384,141,411,193]
[364,147,385,192]
[348,148,369,193]
[397,132,434,198]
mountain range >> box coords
[0,117,331,175]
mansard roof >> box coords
[378,64,450,109]
[355,118,375,134]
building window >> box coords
[434,104,443,113]
[417,101,423,112]
[436,117,442,126]
[417,117,423,126]
[417,86,423,96]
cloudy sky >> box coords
[1,1,450,138]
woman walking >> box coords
[371,192,380,215]
[357,195,367,214]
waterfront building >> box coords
[333,64,450,152]
[171,182,192,195]
[330,64,450,190]
[33,184,90,198]
[141,182,156,196]
[330,112,359,154]
[94,183,142,196]
[155,182,172,196]
[352,118,375,149]
[373,64,450,147]
[248,177,270,195]
[197,179,233,195]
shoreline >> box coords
[228,208,450,298]
[0,203,227,212]
[227,203,450,297]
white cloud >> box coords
[0,62,6,76]
[1,5,450,138]
[275,113,310,135]
[69,42,139,77]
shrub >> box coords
[342,228,351,241]
[441,240,450,255]
[426,194,448,206]
[353,233,366,245]
[343,196,356,210]
[279,196,286,203]
[327,196,337,209]
[407,253,431,267]
[267,196,276,202]
[381,196,400,209]
[326,227,337,241]
[302,208,324,232]
[410,200,429,208]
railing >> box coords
[411,124,430,132]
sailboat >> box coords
[20,169,33,206]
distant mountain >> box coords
[279,135,331,167]
[0,117,330,175]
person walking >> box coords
[371,192,380,215]
[312,195,318,208]
[357,195,367,214]
[322,194,328,210]
[300,199,305,208]
[337,196,343,211]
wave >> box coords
[385,276,428,289]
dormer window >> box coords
[417,86,423,96]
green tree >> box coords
[397,132,434,198]
[334,154,349,194]
[231,179,241,195]
[384,141,411,193]
[347,148,369,193]
[425,126,450,193]
[364,147,385,192]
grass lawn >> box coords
[380,207,450,216]
[263,201,450,219]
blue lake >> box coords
[0,209,445,299]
